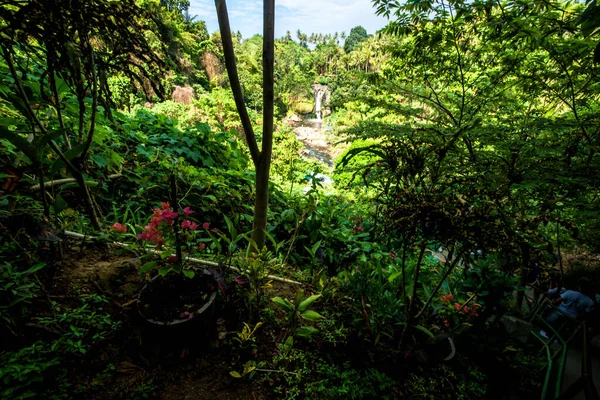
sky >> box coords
[189,0,389,39]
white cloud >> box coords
[189,0,388,39]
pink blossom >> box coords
[110,222,127,233]
[161,210,178,224]
[390,252,397,259]
[181,220,199,231]
[443,320,450,328]
[463,306,471,314]
[183,207,195,216]
[453,303,462,310]
[161,202,170,210]
[202,222,210,230]
[355,226,363,231]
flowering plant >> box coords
[114,201,211,278]
[437,292,481,329]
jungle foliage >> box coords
[0,0,599,399]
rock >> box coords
[500,315,534,344]
[290,114,302,122]
[171,85,194,105]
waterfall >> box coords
[312,84,328,121]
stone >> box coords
[500,315,534,344]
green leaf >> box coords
[91,154,107,168]
[295,326,319,337]
[0,126,38,164]
[283,336,294,354]
[140,261,158,274]
[388,271,402,283]
[53,194,69,213]
[158,267,169,277]
[300,310,324,321]
[182,269,195,279]
[229,371,242,378]
[21,262,47,275]
[298,294,321,312]
[272,297,294,312]
[413,324,436,340]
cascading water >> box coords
[312,84,328,121]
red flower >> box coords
[390,252,397,259]
[167,256,179,263]
[440,294,454,303]
[453,303,462,310]
[355,226,363,231]
[110,222,127,233]
[202,222,210,230]
[198,243,206,251]
[463,306,471,314]
[183,207,195,216]
[160,202,170,209]
[443,319,450,328]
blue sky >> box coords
[189,0,388,39]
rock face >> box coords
[500,315,534,344]
[311,83,331,120]
[201,51,224,84]
[171,85,194,105]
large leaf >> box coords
[298,294,321,312]
[300,310,324,321]
[271,297,294,312]
[0,126,38,164]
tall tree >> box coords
[215,0,275,250]
[344,25,368,53]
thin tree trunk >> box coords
[252,0,275,250]
[216,0,275,250]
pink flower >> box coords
[110,222,127,233]
[161,202,170,210]
[355,226,363,231]
[453,303,462,310]
[181,220,199,230]
[202,222,210,230]
[390,252,397,259]
[183,207,195,216]
[161,210,178,224]
[443,319,450,328]
[463,306,471,314]
[167,256,179,263]
[198,243,206,251]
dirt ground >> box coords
[47,242,300,400]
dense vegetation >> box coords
[1,0,599,399]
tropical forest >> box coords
[2,0,600,399]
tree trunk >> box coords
[216,0,274,250]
